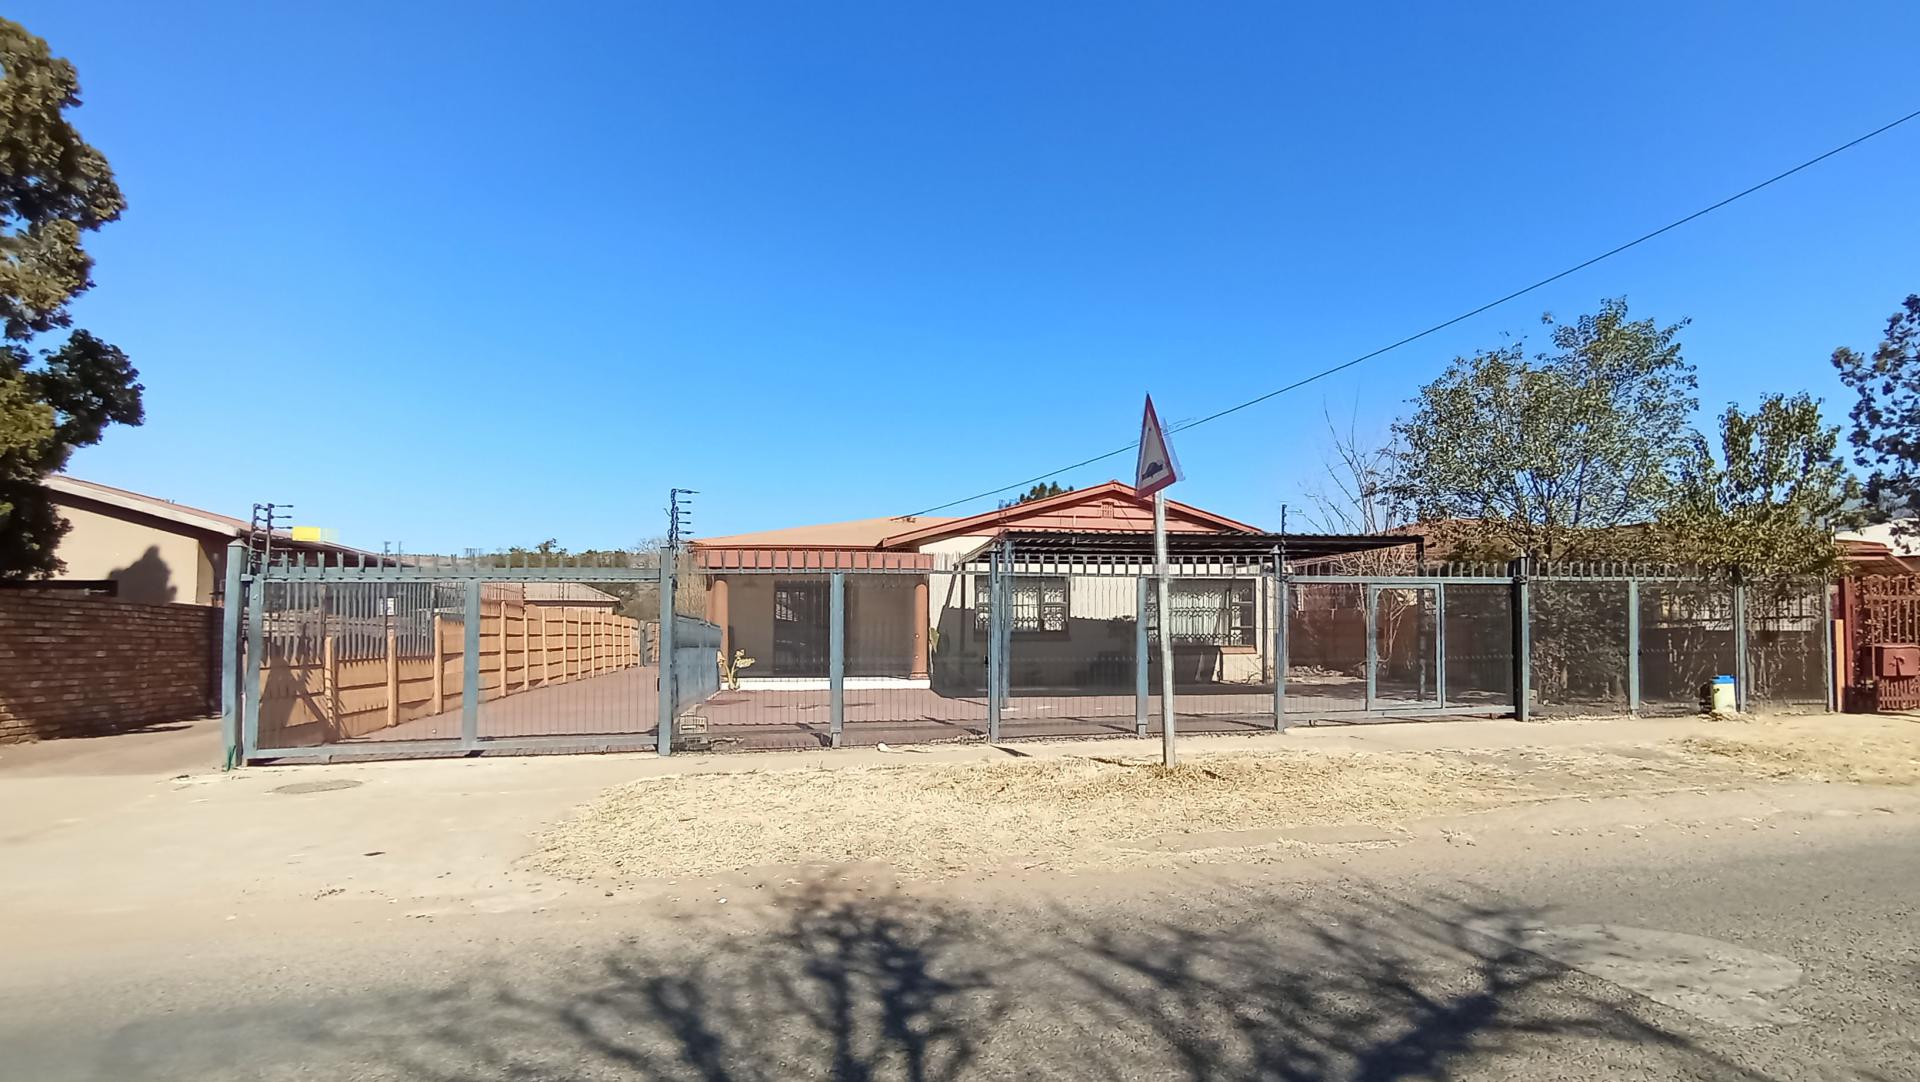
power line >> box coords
[906,106,1920,518]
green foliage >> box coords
[1656,393,1860,574]
[1832,294,1920,523]
[0,18,140,577]
[1388,299,1696,559]
[718,648,756,690]
[999,482,1071,509]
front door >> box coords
[773,580,830,676]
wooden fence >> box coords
[259,601,641,741]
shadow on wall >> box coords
[108,545,176,605]
[122,881,1800,1081]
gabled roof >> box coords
[878,480,1259,549]
[690,481,1262,555]
[45,475,257,537]
[45,474,369,556]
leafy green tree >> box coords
[1388,299,1696,559]
[999,481,1071,509]
[1657,393,1860,574]
[0,18,140,577]
[1832,294,1920,524]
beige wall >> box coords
[52,502,218,605]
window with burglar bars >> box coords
[975,575,1069,634]
[1148,579,1256,646]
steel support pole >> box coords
[1435,581,1447,709]
[220,540,245,769]
[1153,492,1176,765]
[461,579,481,750]
[1732,574,1750,713]
[1626,578,1641,715]
[1273,567,1289,730]
[242,574,264,759]
[1514,561,1532,722]
[1135,575,1150,737]
[829,571,846,748]
[657,554,675,756]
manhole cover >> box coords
[272,779,363,795]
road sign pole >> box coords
[1154,491,1176,766]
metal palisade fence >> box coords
[220,542,1831,765]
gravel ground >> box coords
[529,716,1920,883]
[527,750,1527,880]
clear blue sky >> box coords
[17,2,1919,552]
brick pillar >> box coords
[711,576,730,659]
[911,578,930,681]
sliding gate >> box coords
[220,544,725,764]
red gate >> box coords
[1841,575,1920,711]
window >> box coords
[975,575,1070,634]
[1149,580,1257,646]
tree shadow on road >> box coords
[1029,888,1772,1081]
[290,880,1778,1081]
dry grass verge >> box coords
[1671,719,1920,786]
[528,750,1524,882]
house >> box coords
[39,475,364,606]
[691,480,1412,695]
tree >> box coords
[1832,294,1920,526]
[1387,299,1697,560]
[1299,404,1400,535]
[999,482,1071,509]
[0,18,140,577]
[1656,393,1860,575]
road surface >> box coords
[3,778,1916,1081]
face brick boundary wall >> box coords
[0,589,219,744]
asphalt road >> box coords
[4,789,1917,1082]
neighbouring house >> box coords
[1837,521,1920,576]
[38,475,364,606]
[519,582,622,611]
[690,480,1413,695]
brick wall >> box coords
[0,590,220,743]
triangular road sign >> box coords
[1136,394,1181,497]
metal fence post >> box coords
[220,540,245,769]
[1364,585,1378,713]
[461,578,481,750]
[1513,559,1532,723]
[1135,575,1150,738]
[1822,578,1836,713]
[657,553,675,756]
[1626,577,1642,715]
[1435,581,1448,709]
[1732,571,1750,713]
[986,549,1002,742]
[1273,565,1289,730]
[242,573,264,759]
[829,570,846,748]
[999,542,1014,712]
